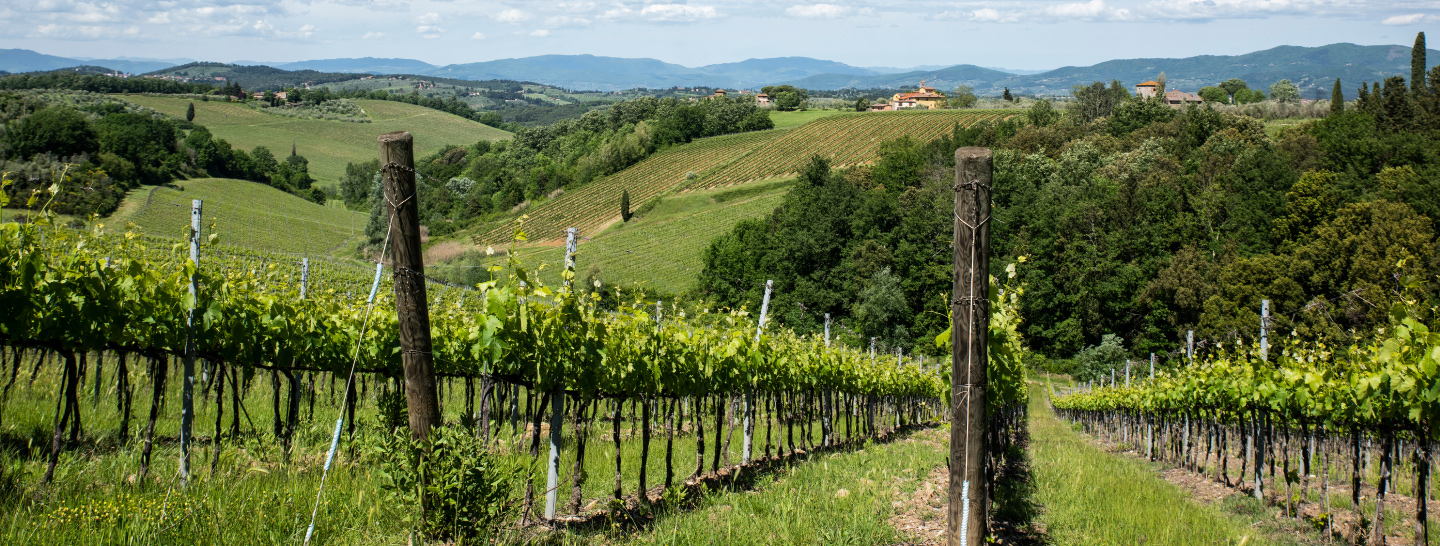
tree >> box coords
[1027,99,1060,127]
[8,106,98,160]
[1331,78,1344,115]
[621,189,632,222]
[774,91,804,111]
[949,85,977,108]
[1157,72,1167,95]
[1235,88,1266,104]
[186,102,195,122]
[1068,80,1129,123]
[855,97,868,112]
[1002,87,1014,102]
[1414,32,1427,95]
[1269,80,1299,103]
[1219,79,1249,103]
[1198,86,1228,103]
[852,267,910,350]
[1072,334,1127,382]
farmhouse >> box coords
[755,93,770,105]
[1136,80,1159,99]
[891,80,946,110]
[1164,89,1202,105]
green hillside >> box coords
[433,181,791,295]
[117,95,511,188]
[115,178,367,255]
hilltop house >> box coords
[891,80,946,109]
[712,89,727,98]
[755,93,770,105]
[1164,89,1202,105]
[1136,80,1159,99]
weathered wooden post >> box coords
[379,131,441,441]
[180,199,201,485]
[949,147,991,546]
[300,257,309,300]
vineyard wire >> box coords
[302,182,399,546]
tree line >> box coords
[699,32,1440,367]
[0,92,320,218]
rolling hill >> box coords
[118,95,512,188]
[467,109,1015,248]
[114,178,367,255]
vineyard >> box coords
[455,183,789,294]
[688,110,1016,190]
[470,109,1015,246]
[0,201,1035,543]
[1051,311,1440,544]
[119,178,367,255]
[471,130,778,247]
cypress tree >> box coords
[621,189,632,222]
[186,102,195,122]
[1331,79,1344,115]
[1002,88,1014,102]
[1414,32,1427,95]
[1358,82,1370,111]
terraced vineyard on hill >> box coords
[688,109,1016,189]
[473,129,778,246]
[459,183,789,294]
[472,109,1016,246]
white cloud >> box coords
[638,4,719,22]
[415,12,443,38]
[471,31,487,39]
[1381,13,1431,25]
[1140,0,1356,21]
[786,4,851,18]
[494,8,531,24]
[545,15,591,28]
[363,30,385,39]
[530,29,550,37]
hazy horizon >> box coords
[0,1,1433,72]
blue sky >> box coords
[1,0,1434,70]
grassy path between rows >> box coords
[1026,384,1290,546]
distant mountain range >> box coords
[2,42,1436,98]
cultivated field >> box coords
[117,95,511,188]
[115,178,367,255]
[446,181,790,294]
[469,109,1014,247]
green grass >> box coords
[433,180,792,294]
[769,110,846,129]
[116,178,367,255]
[116,95,511,188]
[0,347,919,545]
[1029,387,1286,546]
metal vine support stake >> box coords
[545,227,578,520]
[180,198,201,485]
[949,147,991,546]
[745,279,772,464]
[300,258,309,300]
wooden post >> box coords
[745,280,772,464]
[379,131,441,441]
[949,146,991,546]
[180,199,201,485]
[870,337,876,362]
[300,258,309,299]
[1125,360,1130,388]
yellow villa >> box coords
[891,80,946,110]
